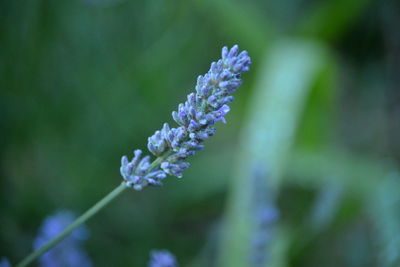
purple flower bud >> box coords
[133,184,143,191]
[219,104,230,116]
[188,120,199,132]
[193,131,208,141]
[154,180,165,186]
[219,81,230,88]
[222,96,234,105]
[221,46,229,59]
[207,95,217,104]
[228,44,239,57]
[172,111,180,125]
[202,86,211,97]
[147,141,158,156]
[162,123,170,136]
[220,69,231,80]
[188,107,196,118]
[160,162,170,169]
[121,155,129,166]
[137,156,150,173]
[187,93,196,106]
[213,105,230,124]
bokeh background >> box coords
[1,0,400,266]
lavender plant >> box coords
[16,45,250,267]
[148,250,178,267]
[120,44,251,190]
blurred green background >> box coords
[1,0,400,266]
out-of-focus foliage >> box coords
[1,0,399,266]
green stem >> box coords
[17,149,173,266]
[16,183,128,267]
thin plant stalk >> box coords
[17,154,171,266]
[16,45,251,266]
[16,183,128,267]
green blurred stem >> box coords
[16,183,128,267]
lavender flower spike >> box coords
[120,45,251,190]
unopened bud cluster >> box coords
[120,45,251,190]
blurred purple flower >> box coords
[121,45,251,190]
[250,165,279,267]
[33,210,92,267]
[0,258,11,267]
[148,250,178,267]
